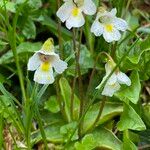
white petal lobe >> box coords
[102,82,120,97]
[66,11,85,29]
[52,58,68,74]
[82,0,96,15]
[91,21,104,36]
[56,1,73,22]
[113,18,128,31]
[103,28,121,42]
[117,72,131,86]
[34,67,54,84]
[27,53,41,71]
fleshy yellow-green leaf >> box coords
[22,18,36,39]
[44,96,60,113]
[93,127,122,150]
[0,42,42,64]
[31,122,64,145]
[60,122,78,142]
[75,128,122,150]
[75,134,96,150]
[122,135,137,150]
[116,71,141,104]
[59,77,80,122]
[117,104,146,131]
[83,102,123,132]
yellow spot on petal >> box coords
[105,24,113,32]
[42,38,54,52]
[110,83,116,87]
[72,7,79,17]
[41,62,51,72]
[47,76,51,80]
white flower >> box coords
[27,38,67,84]
[56,0,96,29]
[91,8,128,43]
[96,61,131,97]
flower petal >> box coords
[107,73,118,85]
[66,10,85,29]
[105,62,113,75]
[82,0,96,15]
[56,1,74,22]
[52,57,68,74]
[103,28,121,43]
[110,8,117,16]
[113,18,128,31]
[117,72,131,86]
[34,65,54,84]
[102,81,120,97]
[27,53,41,71]
[91,21,104,36]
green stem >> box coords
[70,72,77,120]
[111,42,118,59]
[7,2,27,102]
[77,28,84,138]
[70,29,78,122]
[57,0,63,59]
[35,104,48,150]
[0,115,3,149]
[85,16,94,53]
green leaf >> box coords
[0,1,16,12]
[0,42,42,64]
[126,12,139,30]
[143,104,150,127]
[118,36,150,65]
[116,71,141,104]
[59,77,80,122]
[31,122,64,145]
[60,122,78,142]
[44,96,60,113]
[75,127,122,150]
[83,102,123,133]
[122,136,137,150]
[16,0,42,9]
[117,104,146,131]
[22,18,36,39]
[93,127,122,150]
[75,134,96,150]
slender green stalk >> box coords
[64,35,141,147]
[85,16,94,54]
[85,52,102,99]
[73,28,84,138]
[70,71,77,120]
[6,2,27,102]
[111,42,118,59]
[0,115,3,149]
[57,0,63,58]
[78,29,84,131]
[35,104,48,150]
[70,29,78,121]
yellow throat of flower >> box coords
[42,38,54,52]
[105,24,113,32]
[41,62,51,72]
[72,7,80,17]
